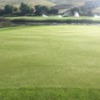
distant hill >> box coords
[48,0,99,6]
[0,0,54,8]
[0,0,100,7]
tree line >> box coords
[0,3,58,16]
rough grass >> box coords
[0,25,100,99]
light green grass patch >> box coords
[0,25,100,99]
[3,16,100,21]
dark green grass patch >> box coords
[0,88,100,100]
[1,16,100,27]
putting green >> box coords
[0,25,100,89]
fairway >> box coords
[0,25,100,99]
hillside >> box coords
[48,0,96,5]
[0,0,99,7]
[0,0,54,7]
[49,0,100,14]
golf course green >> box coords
[0,25,100,100]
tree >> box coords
[34,5,42,15]
[20,3,33,15]
[35,5,49,15]
[13,7,19,13]
[41,6,50,14]
[4,5,14,14]
[48,8,58,15]
[0,9,5,16]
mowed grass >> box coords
[0,25,100,99]
[3,16,100,21]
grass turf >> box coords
[0,25,100,99]
[2,16,100,21]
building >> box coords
[85,0,100,7]
[52,4,74,14]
